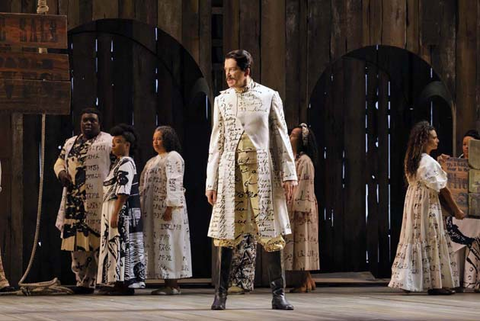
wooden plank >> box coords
[182,0,200,63]
[308,68,331,271]
[362,0,382,46]
[9,113,23,284]
[406,0,419,54]
[0,52,69,80]
[456,0,477,154]
[112,31,133,126]
[135,0,157,26]
[377,71,390,277]
[428,0,456,99]
[0,13,67,49]
[0,79,70,114]
[92,0,118,20]
[343,57,366,272]
[199,0,212,99]
[307,0,330,102]
[132,25,157,171]
[330,0,346,60]
[330,61,345,271]
[96,32,114,130]
[382,0,406,48]
[58,0,79,30]
[239,0,260,81]
[223,0,240,55]
[365,60,379,277]
[157,0,182,43]
[286,0,301,125]
[261,0,286,98]
[21,114,40,282]
[71,31,96,132]
[20,0,36,14]
[119,0,135,19]
[78,0,93,26]
[346,0,363,53]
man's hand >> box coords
[282,180,297,202]
[110,212,119,228]
[58,170,73,187]
[163,207,173,221]
[206,190,217,206]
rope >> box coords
[16,0,73,295]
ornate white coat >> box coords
[54,132,112,235]
[206,79,297,240]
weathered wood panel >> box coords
[456,0,477,153]
[0,13,67,49]
[157,0,182,43]
[343,57,366,272]
[0,79,70,114]
[0,52,69,80]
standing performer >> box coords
[206,49,297,310]
[388,121,465,295]
[97,124,146,295]
[54,108,113,294]
[439,130,480,292]
[0,161,15,293]
[284,124,320,293]
[140,126,192,295]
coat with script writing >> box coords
[206,80,297,240]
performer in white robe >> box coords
[140,126,192,295]
[54,108,113,294]
[389,121,465,294]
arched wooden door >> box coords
[309,46,454,278]
[25,19,212,284]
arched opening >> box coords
[31,19,212,285]
[308,45,454,278]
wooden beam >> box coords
[0,12,67,49]
[10,113,23,284]
[0,79,70,114]
[0,52,69,81]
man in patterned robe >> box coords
[206,50,297,310]
[54,108,113,294]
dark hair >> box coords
[464,129,480,140]
[292,124,319,166]
[225,49,253,72]
[110,123,139,156]
[155,126,182,153]
[80,107,102,124]
[404,121,435,178]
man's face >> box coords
[80,113,100,139]
[224,58,249,89]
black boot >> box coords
[265,250,294,310]
[211,247,233,310]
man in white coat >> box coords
[54,108,112,294]
[206,50,297,310]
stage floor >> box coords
[1,286,479,321]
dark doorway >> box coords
[309,45,453,278]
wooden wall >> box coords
[1,0,480,283]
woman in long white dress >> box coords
[388,121,465,295]
[140,126,192,295]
